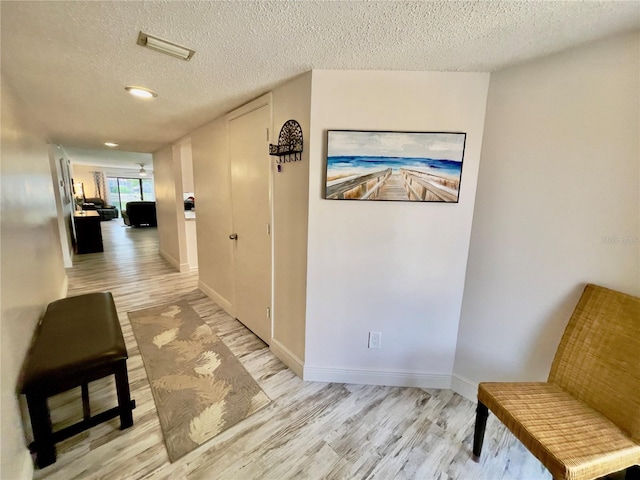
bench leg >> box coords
[114,360,133,429]
[26,394,56,468]
[626,465,640,480]
[472,401,489,461]
[81,383,91,421]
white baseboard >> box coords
[19,449,33,480]
[451,374,478,402]
[270,338,304,378]
[198,280,234,317]
[303,366,452,389]
[159,249,189,273]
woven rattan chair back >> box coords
[548,284,640,443]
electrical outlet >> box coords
[368,331,382,349]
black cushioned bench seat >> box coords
[20,292,134,468]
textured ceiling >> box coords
[62,147,153,174]
[1,1,639,164]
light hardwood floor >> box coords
[32,219,551,480]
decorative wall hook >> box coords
[269,120,303,170]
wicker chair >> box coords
[473,284,640,480]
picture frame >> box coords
[325,130,466,202]
[59,157,73,205]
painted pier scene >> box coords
[325,131,466,202]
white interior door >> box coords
[229,104,272,344]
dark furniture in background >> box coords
[20,292,135,468]
[73,211,103,254]
[81,197,118,221]
[122,201,157,227]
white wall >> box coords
[179,138,194,193]
[304,71,490,386]
[185,219,198,271]
[154,144,188,272]
[176,138,198,271]
[1,78,67,480]
[453,33,640,400]
[271,73,312,373]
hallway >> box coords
[33,220,548,480]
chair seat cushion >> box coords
[479,382,640,480]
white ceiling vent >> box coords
[137,31,195,61]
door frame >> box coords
[226,93,275,341]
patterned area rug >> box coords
[128,300,271,462]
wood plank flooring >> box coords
[33,219,551,480]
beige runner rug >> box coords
[128,300,270,462]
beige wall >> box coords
[191,71,491,383]
[153,144,188,272]
[191,117,235,312]
[304,70,490,386]
[1,79,67,480]
[191,86,312,372]
[453,32,640,399]
[270,73,312,372]
[179,138,194,193]
[71,164,108,202]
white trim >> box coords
[159,249,189,273]
[198,280,235,317]
[60,274,69,298]
[270,338,304,378]
[303,366,452,389]
[451,374,478,402]
[18,449,33,480]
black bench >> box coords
[20,292,135,468]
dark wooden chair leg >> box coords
[626,465,640,480]
[114,360,133,429]
[26,394,56,468]
[472,401,489,461]
[81,382,91,421]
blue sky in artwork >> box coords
[328,131,465,162]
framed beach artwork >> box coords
[325,130,467,202]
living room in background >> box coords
[325,130,467,202]
[108,177,156,213]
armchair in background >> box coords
[122,201,157,227]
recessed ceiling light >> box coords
[104,142,119,147]
[137,31,195,61]
[125,86,158,98]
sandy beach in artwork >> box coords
[326,156,462,201]
[325,131,466,202]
